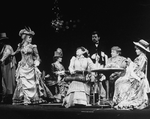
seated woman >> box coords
[113,39,150,110]
[62,47,94,108]
[46,48,68,103]
[105,46,127,69]
[105,46,127,98]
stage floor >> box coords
[0,103,150,119]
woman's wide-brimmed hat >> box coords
[133,39,150,52]
[0,33,9,41]
[53,48,63,58]
[19,27,35,36]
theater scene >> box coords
[0,0,150,119]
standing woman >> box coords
[113,39,150,110]
[0,33,16,104]
[12,27,45,105]
[63,46,94,108]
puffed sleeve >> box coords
[134,55,147,73]
[32,44,40,66]
[87,57,94,70]
[51,63,57,73]
[68,56,76,73]
[120,57,127,68]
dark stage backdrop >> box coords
[0,0,150,81]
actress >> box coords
[113,39,150,110]
[63,46,94,108]
[12,27,47,105]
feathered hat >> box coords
[19,26,35,37]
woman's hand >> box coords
[34,60,40,67]
[45,74,50,78]
[126,58,132,66]
[12,44,21,56]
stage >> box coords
[0,102,150,119]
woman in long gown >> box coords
[12,27,52,105]
[46,48,68,102]
[113,39,150,110]
[63,46,94,108]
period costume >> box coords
[91,31,108,67]
[104,46,127,98]
[46,48,68,102]
[13,28,52,105]
[63,47,94,108]
[106,56,127,68]
[106,53,127,80]
[113,40,150,110]
[0,33,16,103]
[90,32,108,102]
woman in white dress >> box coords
[113,39,150,110]
[12,27,52,105]
[63,46,94,108]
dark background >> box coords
[0,0,150,80]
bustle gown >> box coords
[13,44,53,105]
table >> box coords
[91,68,125,106]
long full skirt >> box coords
[113,76,149,110]
[62,81,90,108]
[13,64,48,105]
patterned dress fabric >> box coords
[12,44,50,105]
[106,55,127,69]
[113,53,150,110]
[105,55,127,98]
[63,56,94,108]
[49,62,68,102]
